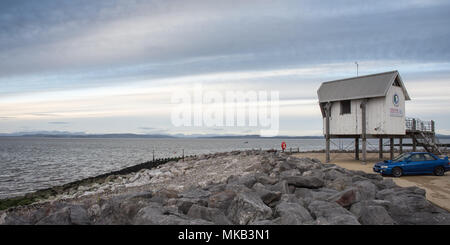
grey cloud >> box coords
[1,0,449,79]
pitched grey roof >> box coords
[317,70,411,103]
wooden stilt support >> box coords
[399,138,403,154]
[325,102,331,163]
[411,119,417,152]
[361,100,367,164]
[390,137,394,160]
[379,138,383,159]
[355,138,359,160]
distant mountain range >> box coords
[1,131,449,139]
[0,131,323,139]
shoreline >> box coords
[0,155,185,210]
[1,150,449,225]
[0,149,446,211]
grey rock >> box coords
[227,173,258,188]
[256,175,278,185]
[150,189,179,204]
[302,169,324,179]
[328,188,360,207]
[267,180,290,194]
[401,212,450,225]
[326,176,352,191]
[351,205,395,225]
[279,194,305,207]
[308,200,360,225]
[69,205,91,225]
[279,161,294,171]
[315,215,360,225]
[280,169,302,178]
[180,188,211,199]
[294,188,313,199]
[208,190,236,213]
[353,180,377,200]
[375,178,397,190]
[36,207,71,225]
[186,204,231,225]
[252,183,282,205]
[0,212,32,225]
[323,168,347,181]
[250,219,278,225]
[282,176,324,189]
[310,188,339,202]
[294,159,320,172]
[176,199,195,215]
[133,203,191,225]
[275,201,313,225]
[227,191,272,225]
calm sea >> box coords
[0,137,448,199]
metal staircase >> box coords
[406,118,447,155]
[414,132,444,155]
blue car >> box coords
[373,152,450,177]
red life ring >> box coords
[281,142,286,150]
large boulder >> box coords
[226,174,258,188]
[133,203,213,225]
[150,189,179,204]
[353,180,377,200]
[69,205,91,225]
[36,207,71,225]
[275,201,313,225]
[325,176,352,191]
[293,158,321,172]
[279,169,302,179]
[256,175,278,185]
[350,203,395,225]
[327,188,360,207]
[308,200,360,225]
[282,176,324,189]
[227,191,273,225]
[93,193,155,224]
[328,180,378,208]
[186,204,231,225]
[252,183,282,206]
[322,167,348,181]
[208,190,236,213]
[267,180,290,194]
[377,188,450,224]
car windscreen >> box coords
[392,153,411,162]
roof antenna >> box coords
[355,61,359,76]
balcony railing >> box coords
[406,118,435,132]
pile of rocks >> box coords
[1,150,449,225]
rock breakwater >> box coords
[1,150,449,225]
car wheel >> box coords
[392,167,402,177]
[434,166,445,176]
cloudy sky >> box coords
[1,0,450,136]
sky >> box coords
[1,0,450,136]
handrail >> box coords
[406,117,434,132]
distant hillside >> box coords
[5,131,448,139]
[0,131,324,139]
[437,134,450,139]
[0,132,175,138]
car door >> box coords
[405,153,425,174]
[421,153,438,173]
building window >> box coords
[340,100,351,115]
